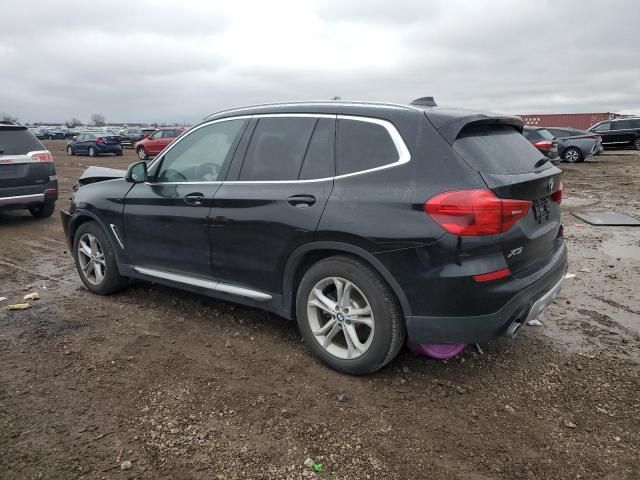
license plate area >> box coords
[532,197,551,223]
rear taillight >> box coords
[96,137,104,144]
[533,140,553,149]
[551,181,563,204]
[28,150,53,162]
[424,189,531,236]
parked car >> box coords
[0,123,58,218]
[46,129,68,140]
[523,126,560,163]
[588,118,640,150]
[120,128,157,148]
[546,127,604,163]
[66,133,123,157]
[134,128,186,160]
[61,101,567,375]
[32,128,49,140]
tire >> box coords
[88,147,97,157]
[116,150,123,157]
[562,147,582,163]
[73,221,128,295]
[137,146,148,160]
[67,146,74,156]
[634,138,640,151]
[295,255,405,375]
[29,201,55,218]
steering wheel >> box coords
[163,168,187,182]
[195,162,220,180]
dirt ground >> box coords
[1,141,639,480]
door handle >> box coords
[184,192,205,206]
[287,194,316,208]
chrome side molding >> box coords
[132,266,272,301]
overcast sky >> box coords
[1,0,638,124]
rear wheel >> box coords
[116,150,123,157]
[634,138,640,151]
[73,222,128,295]
[29,201,55,218]
[296,255,405,375]
[67,146,74,156]
[88,147,97,157]
[562,147,582,163]
[137,147,148,160]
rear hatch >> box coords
[451,123,563,274]
[0,126,53,190]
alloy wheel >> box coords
[564,148,580,163]
[89,147,96,157]
[634,138,640,150]
[137,148,146,160]
[307,276,375,360]
[77,233,106,285]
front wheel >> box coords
[73,222,128,295]
[137,147,148,160]
[563,147,582,163]
[634,138,640,151]
[296,255,405,375]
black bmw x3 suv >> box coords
[61,100,567,375]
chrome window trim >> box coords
[132,266,272,301]
[144,113,411,186]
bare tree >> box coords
[91,113,106,127]
[1,113,19,124]
[66,117,83,128]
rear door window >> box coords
[454,124,545,174]
[0,127,43,155]
[616,120,635,130]
[239,117,316,181]
[337,119,398,175]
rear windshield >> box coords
[0,127,44,155]
[453,124,545,174]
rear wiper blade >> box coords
[534,157,550,168]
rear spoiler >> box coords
[424,109,524,145]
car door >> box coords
[122,118,249,278]
[79,134,91,154]
[592,121,615,145]
[209,115,336,297]
[611,120,636,146]
[146,130,164,155]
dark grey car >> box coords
[546,127,604,163]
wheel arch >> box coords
[282,241,412,319]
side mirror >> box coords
[126,161,148,183]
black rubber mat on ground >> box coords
[573,211,640,226]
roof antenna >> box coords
[410,96,437,107]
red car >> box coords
[134,128,186,160]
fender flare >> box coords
[282,241,412,318]
[68,209,124,265]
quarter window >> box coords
[337,119,399,176]
[239,117,317,181]
[155,119,246,182]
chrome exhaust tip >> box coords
[504,321,523,338]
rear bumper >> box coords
[0,182,58,209]
[96,144,122,153]
[404,243,568,344]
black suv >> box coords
[589,117,640,150]
[61,101,567,375]
[0,123,58,218]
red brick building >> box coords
[519,113,623,130]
